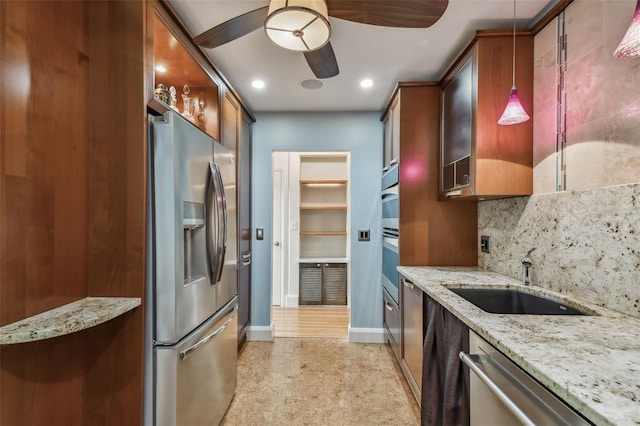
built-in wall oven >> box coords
[382,164,399,303]
[382,164,400,359]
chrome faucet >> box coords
[521,248,536,286]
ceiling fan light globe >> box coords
[265,0,330,52]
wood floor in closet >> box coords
[272,306,349,338]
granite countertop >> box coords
[398,266,640,426]
[0,297,142,344]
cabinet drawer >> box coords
[383,288,401,361]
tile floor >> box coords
[221,338,420,425]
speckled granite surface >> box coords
[0,297,141,344]
[478,182,640,318]
[399,266,640,426]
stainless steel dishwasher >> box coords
[460,331,592,425]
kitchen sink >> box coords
[448,288,592,315]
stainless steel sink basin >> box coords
[449,288,592,315]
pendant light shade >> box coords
[614,0,640,58]
[498,87,530,125]
[265,0,330,52]
[498,0,530,126]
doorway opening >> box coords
[271,151,351,337]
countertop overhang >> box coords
[398,266,640,426]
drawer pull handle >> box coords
[385,302,394,312]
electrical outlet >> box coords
[358,229,370,242]
[480,235,490,253]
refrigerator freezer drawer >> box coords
[155,297,238,426]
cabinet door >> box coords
[441,57,473,194]
[390,94,401,164]
[221,90,239,152]
[383,114,392,169]
[237,111,252,342]
[383,93,400,169]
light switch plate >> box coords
[480,235,490,253]
[256,228,264,240]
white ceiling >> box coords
[169,0,555,112]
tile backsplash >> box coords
[478,182,640,318]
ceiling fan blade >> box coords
[326,0,448,28]
[194,6,269,49]
[304,42,339,79]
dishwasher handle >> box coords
[179,305,238,360]
[402,278,415,290]
[459,351,536,426]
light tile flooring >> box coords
[221,307,420,425]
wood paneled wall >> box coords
[0,1,146,424]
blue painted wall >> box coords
[251,112,382,330]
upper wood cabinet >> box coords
[381,83,478,266]
[440,31,534,200]
[151,9,220,140]
[382,93,401,170]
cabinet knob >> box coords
[273,241,280,247]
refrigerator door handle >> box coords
[207,162,227,284]
[213,162,227,283]
[206,163,219,281]
[179,304,238,361]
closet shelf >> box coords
[300,179,347,185]
[300,205,347,210]
[0,297,141,345]
[300,231,348,236]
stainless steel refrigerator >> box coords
[144,111,238,426]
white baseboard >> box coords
[246,323,274,341]
[285,294,299,307]
[348,326,385,343]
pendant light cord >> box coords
[512,0,516,88]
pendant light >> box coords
[614,0,640,58]
[498,0,530,126]
[264,0,331,52]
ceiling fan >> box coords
[193,0,449,79]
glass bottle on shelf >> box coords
[181,84,195,123]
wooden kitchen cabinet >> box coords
[381,83,478,267]
[221,88,255,347]
[440,31,533,200]
[381,84,477,406]
[237,109,253,347]
[151,10,220,140]
[382,92,400,169]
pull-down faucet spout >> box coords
[521,248,536,286]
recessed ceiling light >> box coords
[155,65,167,73]
[301,79,323,90]
[360,78,374,88]
[252,80,265,89]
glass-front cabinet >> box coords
[441,58,473,195]
[439,31,534,200]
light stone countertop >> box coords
[398,266,640,426]
[0,297,142,344]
